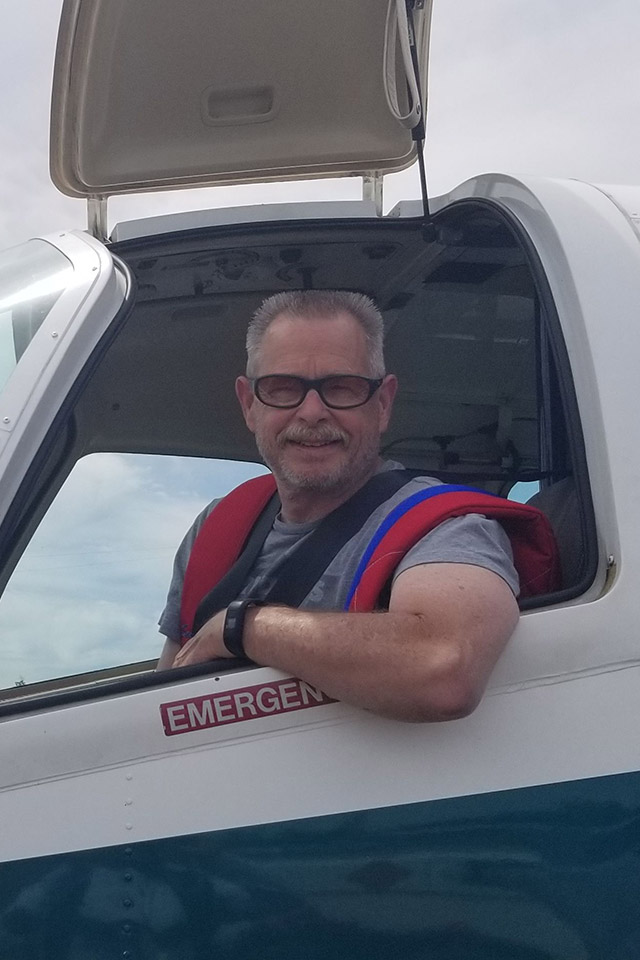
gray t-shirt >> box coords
[158,463,519,641]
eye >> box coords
[257,376,303,406]
[322,377,369,406]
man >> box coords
[157,290,522,722]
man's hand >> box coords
[172,609,232,669]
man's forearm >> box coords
[241,605,490,722]
[169,565,518,722]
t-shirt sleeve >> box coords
[392,513,520,596]
[158,499,220,641]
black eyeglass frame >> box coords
[250,375,385,409]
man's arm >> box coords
[157,637,180,670]
[170,562,519,722]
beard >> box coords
[255,422,381,494]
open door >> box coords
[51,0,433,199]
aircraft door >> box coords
[0,231,130,570]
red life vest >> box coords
[179,474,560,642]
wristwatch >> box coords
[223,599,265,659]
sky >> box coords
[0,0,639,687]
[1,0,639,247]
[0,453,269,687]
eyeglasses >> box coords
[251,374,384,409]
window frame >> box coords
[0,202,598,716]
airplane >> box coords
[0,0,638,956]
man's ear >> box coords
[377,374,398,432]
[235,376,257,432]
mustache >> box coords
[278,425,348,446]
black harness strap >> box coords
[192,492,280,633]
[263,469,413,609]
[192,469,413,632]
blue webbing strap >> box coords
[343,483,494,610]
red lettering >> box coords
[234,691,258,718]
[213,695,235,722]
[256,686,280,713]
[166,704,190,732]
[187,700,215,728]
[299,681,325,705]
[279,680,302,709]
[161,678,335,736]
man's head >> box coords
[246,291,385,378]
[236,291,397,505]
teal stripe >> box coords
[1,770,639,959]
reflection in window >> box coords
[508,481,540,504]
[0,453,268,690]
[0,239,73,394]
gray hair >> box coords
[246,290,386,377]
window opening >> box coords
[0,452,267,692]
[0,205,595,704]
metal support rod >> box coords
[404,0,435,240]
[87,197,109,241]
[362,172,384,217]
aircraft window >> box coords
[508,481,540,503]
[0,240,73,393]
[0,204,596,705]
[0,452,268,692]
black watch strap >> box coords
[223,599,265,659]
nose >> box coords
[294,387,329,422]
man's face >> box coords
[235,311,397,496]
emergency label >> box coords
[160,677,336,736]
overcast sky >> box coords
[1,0,639,248]
[0,453,268,687]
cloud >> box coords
[427,0,640,191]
[0,452,268,688]
[2,0,640,246]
